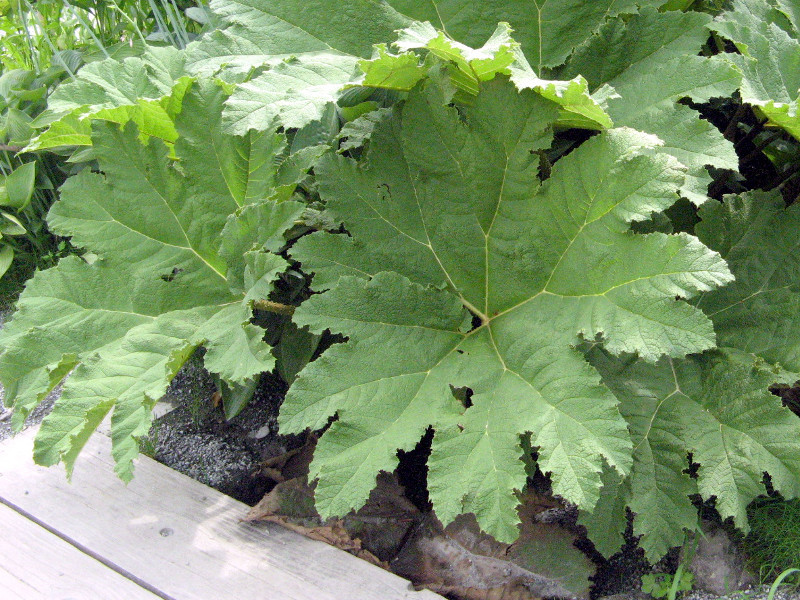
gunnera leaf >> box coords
[185,0,410,74]
[222,54,363,135]
[187,0,668,76]
[583,348,800,562]
[199,0,663,138]
[199,1,738,207]
[282,76,732,543]
[580,188,800,561]
[0,79,305,480]
[695,190,800,371]
[384,0,671,71]
[712,0,800,140]
[559,7,741,204]
[27,46,191,152]
[357,22,613,131]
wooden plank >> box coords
[0,502,162,600]
[0,431,442,600]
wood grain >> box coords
[0,502,161,599]
[0,431,442,600]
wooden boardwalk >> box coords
[0,429,442,600]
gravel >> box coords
[599,588,800,600]
[682,586,800,600]
[141,352,303,505]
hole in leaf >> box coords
[396,427,433,511]
[160,267,183,282]
[450,385,473,408]
[376,182,391,201]
[685,452,700,479]
[470,314,483,331]
[772,380,800,417]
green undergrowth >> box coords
[745,498,800,584]
[0,0,204,295]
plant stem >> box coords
[767,569,800,600]
[667,563,685,600]
[252,299,296,316]
[740,131,783,165]
[65,1,111,58]
[460,298,489,325]
[723,104,748,141]
[735,118,769,150]
[107,0,148,47]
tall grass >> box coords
[0,0,203,70]
[0,0,203,300]
[745,498,800,585]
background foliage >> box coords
[0,0,207,299]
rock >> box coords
[682,521,755,595]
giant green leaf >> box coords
[188,0,669,76]
[282,78,732,542]
[185,0,409,74]
[196,0,666,136]
[358,21,613,130]
[44,46,185,116]
[27,46,190,151]
[695,191,800,371]
[203,3,737,203]
[0,80,305,480]
[582,187,800,561]
[222,54,361,135]
[24,113,91,151]
[583,348,800,562]
[712,0,800,140]
[385,0,670,71]
[560,8,741,204]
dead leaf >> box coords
[259,433,317,481]
[507,492,594,599]
[392,514,575,600]
[246,478,388,569]
[261,467,285,482]
[391,501,589,600]
[246,477,317,522]
[246,443,588,599]
[346,473,420,561]
[260,515,388,568]
[247,452,420,567]
[425,582,538,600]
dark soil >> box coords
[143,353,305,505]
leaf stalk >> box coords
[460,298,489,325]
[252,299,296,316]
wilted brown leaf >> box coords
[425,582,537,600]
